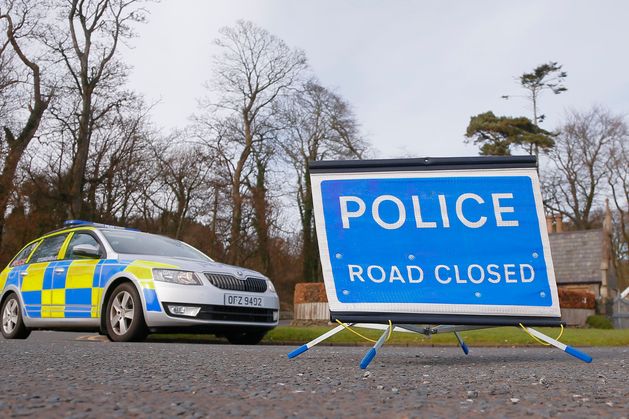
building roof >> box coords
[549,229,604,284]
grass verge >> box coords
[150,325,629,347]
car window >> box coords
[10,242,40,267]
[102,230,212,262]
[29,234,68,263]
[66,232,102,259]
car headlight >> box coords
[266,279,276,293]
[153,269,201,285]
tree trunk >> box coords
[227,112,253,265]
[251,157,273,277]
[228,167,244,265]
[0,138,28,250]
[69,91,92,218]
[300,165,320,282]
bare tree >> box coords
[200,20,307,266]
[543,107,627,229]
[0,39,19,127]
[0,1,53,249]
[278,80,367,281]
[142,135,212,240]
[46,0,146,218]
[606,128,629,261]
[84,95,154,223]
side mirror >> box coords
[72,243,101,259]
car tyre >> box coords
[105,283,148,342]
[1,293,31,340]
[225,329,267,345]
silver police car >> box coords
[0,221,280,343]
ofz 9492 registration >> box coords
[225,294,263,307]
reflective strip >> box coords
[21,262,48,291]
[143,289,161,312]
[91,288,102,317]
[124,260,178,314]
[0,269,9,290]
[66,260,99,289]
[51,289,65,305]
[97,260,130,288]
[4,266,25,288]
[5,256,179,319]
[65,288,91,305]
[41,290,52,318]
[22,291,42,318]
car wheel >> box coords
[225,329,267,345]
[105,283,148,342]
[1,293,31,340]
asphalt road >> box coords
[0,331,627,418]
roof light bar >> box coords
[63,220,139,231]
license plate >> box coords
[224,294,264,308]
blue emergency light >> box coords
[63,220,139,231]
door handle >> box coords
[19,271,28,276]
[54,268,65,273]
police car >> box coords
[0,221,280,343]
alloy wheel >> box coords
[2,299,19,335]
[109,290,135,335]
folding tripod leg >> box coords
[525,326,592,363]
[287,324,349,359]
[359,322,392,369]
[454,331,469,355]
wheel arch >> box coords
[1,286,25,317]
[99,275,147,333]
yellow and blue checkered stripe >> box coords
[1,258,174,319]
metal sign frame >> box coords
[288,156,593,367]
[310,156,562,326]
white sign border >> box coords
[311,167,561,318]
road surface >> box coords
[0,331,627,418]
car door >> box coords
[62,231,105,318]
[21,234,68,319]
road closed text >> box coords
[346,263,535,285]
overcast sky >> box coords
[121,0,629,158]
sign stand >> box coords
[453,331,469,355]
[287,323,593,367]
[290,156,595,368]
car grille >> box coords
[204,273,267,293]
[176,304,275,323]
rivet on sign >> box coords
[474,292,481,298]
[532,252,539,259]
[335,253,343,259]
[408,254,416,261]
[540,292,546,298]
[342,290,350,295]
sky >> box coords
[121,0,629,158]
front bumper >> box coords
[144,280,280,329]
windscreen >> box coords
[102,230,212,262]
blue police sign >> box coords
[311,157,561,325]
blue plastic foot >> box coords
[565,346,593,363]
[360,348,377,369]
[460,342,469,355]
[287,344,309,359]
[454,331,469,355]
